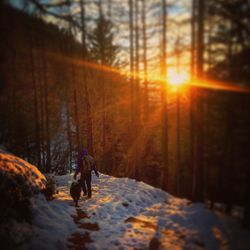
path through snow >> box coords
[27,174,250,250]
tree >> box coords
[88,6,119,160]
[191,0,205,202]
[161,0,168,191]
[141,0,148,122]
[88,15,119,67]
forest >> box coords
[0,0,250,230]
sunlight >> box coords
[167,70,189,91]
[190,78,250,94]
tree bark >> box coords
[72,64,81,153]
[41,40,51,173]
[30,33,41,169]
[80,0,87,57]
[129,0,134,126]
[142,0,148,123]
[161,0,168,191]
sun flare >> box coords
[167,70,189,90]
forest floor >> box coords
[25,173,250,250]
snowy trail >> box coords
[28,174,250,250]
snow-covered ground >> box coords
[1,149,249,249]
[23,173,250,250]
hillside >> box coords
[1,150,250,249]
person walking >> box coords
[74,148,99,198]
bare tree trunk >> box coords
[41,40,51,173]
[196,0,204,77]
[176,92,181,195]
[192,92,204,202]
[189,87,195,199]
[30,34,41,169]
[192,0,205,201]
[189,0,197,199]
[66,100,73,173]
[133,0,140,179]
[72,64,81,153]
[37,47,46,171]
[244,171,250,227]
[191,0,197,78]
[190,90,204,203]
[97,1,106,155]
[9,49,17,150]
[107,0,112,19]
[101,78,106,153]
[84,78,94,155]
[80,0,87,57]
[176,36,181,196]
[129,0,134,127]
[161,0,168,191]
[142,0,148,123]
[80,0,94,156]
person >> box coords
[74,148,99,198]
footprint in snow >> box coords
[67,208,100,249]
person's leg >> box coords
[80,174,87,195]
[86,171,92,198]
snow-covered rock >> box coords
[0,149,46,191]
[0,149,46,248]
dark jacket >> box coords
[75,149,98,176]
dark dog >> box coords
[70,180,81,207]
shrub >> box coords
[42,175,57,200]
[0,172,32,248]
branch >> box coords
[28,0,82,30]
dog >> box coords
[70,180,81,207]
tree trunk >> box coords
[176,37,181,196]
[107,0,112,19]
[191,0,197,78]
[41,40,51,173]
[191,0,205,202]
[84,78,94,155]
[142,0,148,123]
[161,0,168,191]
[72,64,81,153]
[176,92,181,195]
[129,0,134,126]
[30,34,41,169]
[196,0,204,77]
[38,47,46,171]
[80,0,87,57]
[66,100,73,173]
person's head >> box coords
[81,148,88,156]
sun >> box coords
[167,70,189,90]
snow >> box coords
[0,149,47,247]
[1,150,249,249]
[23,173,250,250]
[0,149,46,191]
[26,194,77,250]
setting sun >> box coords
[167,70,189,90]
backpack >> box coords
[80,155,92,174]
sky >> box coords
[9,0,192,81]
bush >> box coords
[42,175,57,200]
[0,172,32,248]
[0,173,32,224]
